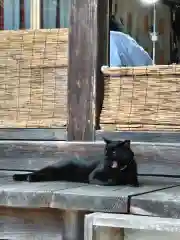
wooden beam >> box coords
[30,0,40,29]
[68,0,109,140]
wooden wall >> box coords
[0,28,68,128]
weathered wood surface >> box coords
[51,179,179,212]
[0,128,67,140]
[130,185,180,218]
[2,129,180,142]
[68,0,109,140]
[63,210,85,240]
[85,212,180,232]
[3,206,180,240]
[95,227,124,240]
[0,141,180,177]
[85,213,180,240]
[0,29,68,128]
[0,207,85,240]
[0,207,63,239]
[0,171,177,212]
[1,129,180,142]
[124,229,180,240]
[95,227,180,240]
[96,130,180,143]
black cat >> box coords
[88,138,139,186]
[13,138,139,187]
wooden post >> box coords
[30,0,40,29]
[56,0,60,28]
[0,0,4,30]
[19,0,25,29]
[40,0,44,29]
[96,1,110,130]
[68,0,109,141]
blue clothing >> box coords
[110,31,152,67]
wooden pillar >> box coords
[30,0,40,29]
[0,0,4,30]
[68,0,109,141]
[96,1,110,130]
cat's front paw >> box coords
[130,182,139,187]
[27,174,38,182]
[106,179,115,186]
[89,179,104,185]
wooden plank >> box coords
[1,129,180,142]
[130,186,180,218]
[85,212,180,240]
[30,0,40,29]
[0,128,67,140]
[0,179,86,208]
[1,141,180,176]
[124,228,180,240]
[52,179,178,212]
[96,130,180,143]
[0,171,177,211]
[95,227,124,240]
[68,0,109,140]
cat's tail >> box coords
[0,169,35,182]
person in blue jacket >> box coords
[110,15,153,67]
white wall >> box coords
[112,0,171,64]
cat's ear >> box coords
[102,137,111,144]
[123,140,131,148]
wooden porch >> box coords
[0,0,178,240]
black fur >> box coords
[94,138,139,187]
[13,138,139,186]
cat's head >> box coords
[103,137,134,169]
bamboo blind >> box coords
[101,65,180,131]
[0,28,68,128]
